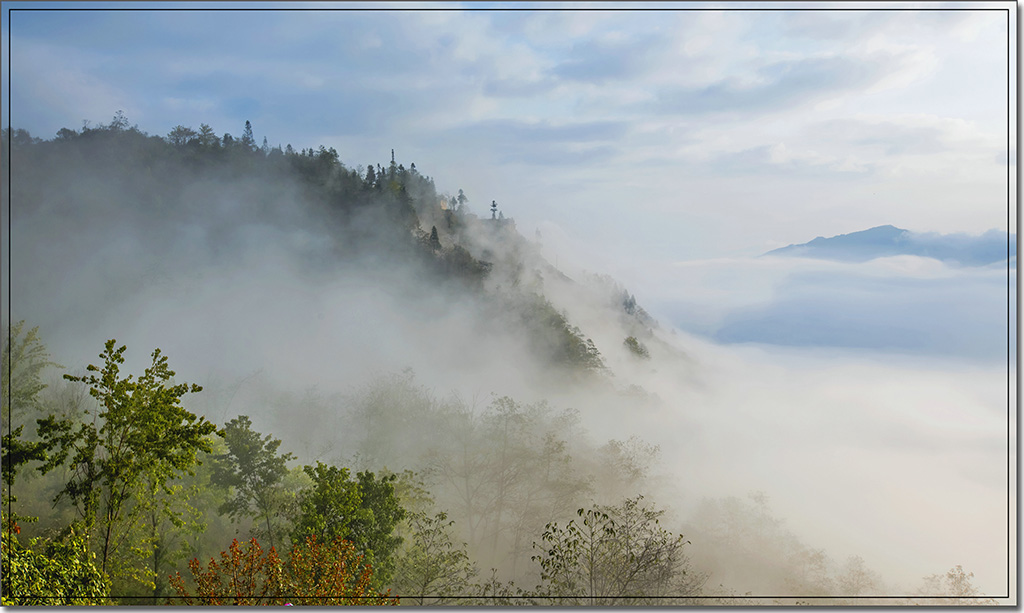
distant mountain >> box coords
[764,225,1015,266]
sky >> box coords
[2,1,1017,596]
[2,2,1014,262]
[3,1,1014,353]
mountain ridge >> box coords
[765,224,1014,266]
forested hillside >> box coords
[1,116,992,605]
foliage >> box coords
[350,470,406,589]
[168,537,285,605]
[1,320,62,429]
[289,462,406,589]
[168,535,397,606]
[35,340,216,588]
[291,462,362,546]
[623,335,651,359]
[1,514,110,605]
[530,496,705,605]
[211,415,295,551]
[2,426,46,500]
[503,292,605,372]
[392,510,477,605]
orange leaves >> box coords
[169,536,398,606]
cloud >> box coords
[552,33,668,84]
[428,118,629,166]
[650,54,887,116]
[635,252,1013,363]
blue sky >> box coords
[2,1,1016,357]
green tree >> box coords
[351,470,405,589]
[1,514,110,605]
[290,461,361,546]
[211,415,295,551]
[2,425,47,533]
[35,340,216,588]
[290,462,406,590]
[623,336,651,359]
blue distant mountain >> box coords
[764,225,1015,266]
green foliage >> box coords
[530,496,705,605]
[351,471,406,589]
[169,535,398,606]
[291,462,361,545]
[2,426,46,499]
[289,462,406,590]
[623,335,651,359]
[35,340,216,588]
[392,510,477,605]
[503,293,605,372]
[211,415,296,551]
[1,515,110,605]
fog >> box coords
[2,129,1013,602]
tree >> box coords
[108,110,129,131]
[392,510,477,605]
[530,496,705,605]
[2,320,62,430]
[916,565,996,605]
[35,340,216,587]
[350,470,405,589]
[211,415,295,551]
[291,462,361,547]
[623,336,651,359]
[196,123,218,147]
[2,321,57,526]
[241,120,256,151]
[166,125,197,146]
[2,514,110,605]
[169,535,398,606]
[55,127,78,141]
[365,163,377,189]
[836,555,882,596]
[429,225,441,250]
[289,461,406,590]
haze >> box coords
[2,1,1015,604]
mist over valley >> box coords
[1,117,1011,604]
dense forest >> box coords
[1,114,994,605]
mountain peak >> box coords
[765,225,1011,265]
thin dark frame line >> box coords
[5,4,12,544]
[1011,1,1019,606]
